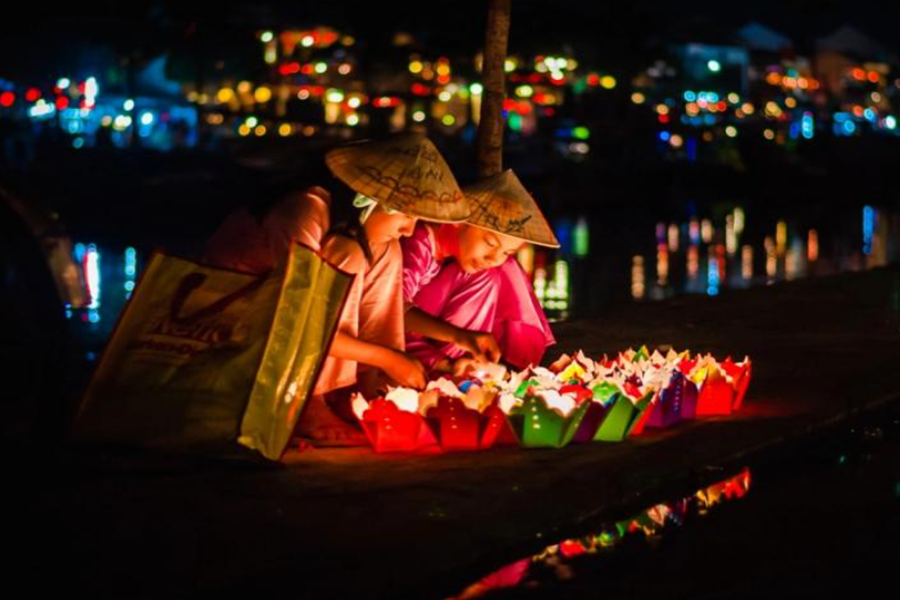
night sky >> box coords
[2,1,899,81]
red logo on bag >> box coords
[143,272,265,346]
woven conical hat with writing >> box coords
[463,169,560,248]
[325,133,470,223]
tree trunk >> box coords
[476,0,511,178]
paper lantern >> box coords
[352,397,437,453]
[594,392,653,442]
[645,371,698,428]
[425,397,516,450]
[506,395,592,448]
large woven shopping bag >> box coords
[73,243,351,460]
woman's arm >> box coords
[405,307,501,363]
[329,331,426,389]
[404,307,461,343]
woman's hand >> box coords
[382,352,427,390]
[451,357,482,377]
[453,329,502,363]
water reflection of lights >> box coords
[667,224,679,252]
[543,260,570,313]
[863,205,876,255]
[631,256,646,300]
[707,247,720,296]
[764,236,777,282]
[733,207,745,236]
[725,214,737,255]
[785,248,798,281]
[124,247,138,299]
[573,217,590,257]
[701,219,714,244]
[85,245,101,310]
[656,245,669,286]
[741,245,754,281]
[537,207,896,313]
[689,218,701,245]
[807,230,819,262]
[776,220,788,255]
[687,245,699,280]
[450,469,752,599]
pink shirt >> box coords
[401,222,555,369]
[401,223,458,305]
[205,186,331,275]
[204,187,405,395]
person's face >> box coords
[364,205,418,244]
[456,224,525,273]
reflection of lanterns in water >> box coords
[741,245,753,281]
[631,256,646,299]
[733,207,745,236]
[776,221,788,255]
[687,245,699,280]
[533,266,547,304]
[85,244,101,309]
[124,247,137,298]
[716,244,726,283]
[573,217,590,257]
[667,224,679,252]
[701,219,714,244]
[655,222,666,245]
[707,247,720,296]
[791,238,806,279]
[764,236,777,281]
[725,214,737,255]
[533,257,570,311]
[656,244,669,286]
[534,257,571,313]
[550,260,570,312]
[689,218,701,245]
[807,230,819,262]
[785,247,798,281]
[862,205,876,255]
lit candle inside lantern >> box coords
[385,387,420,413]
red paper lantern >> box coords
[357,399,437,453]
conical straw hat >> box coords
[325,133,470,223]
[462,169,560,248]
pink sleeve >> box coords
[404,336,449,371]
[264,186,331,257]
[320,233,367,276]
[400,224,438,306]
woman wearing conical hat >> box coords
[206,133,470,444]
[402,168,559,372]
